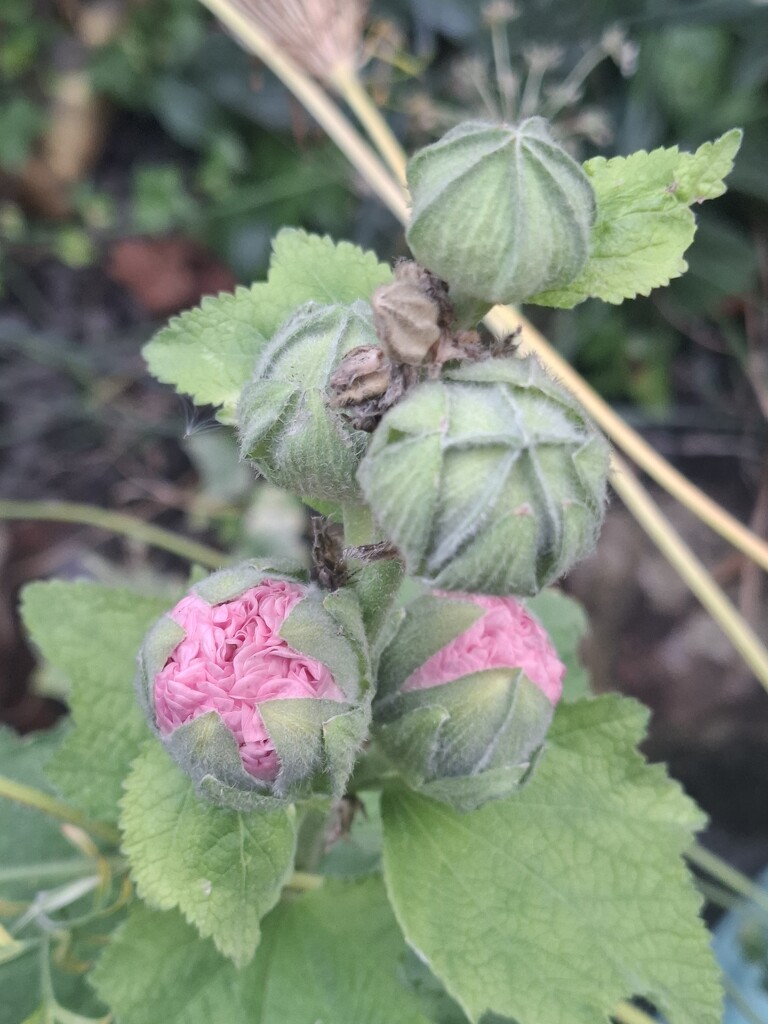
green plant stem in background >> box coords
[0,775,121,846]
[285,871,324,892]
[688,843,768,919]
[0,500,225,569]
[608,454,768,692]
[0,858,126,886]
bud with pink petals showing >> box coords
[136,561,371,809]
[373,590,564,811]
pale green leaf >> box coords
[20,582,171,823]
[382,695,721,1024]
[90,878,430,1024]
[119,740,296,967]
[531,130,742,307]
[143,229,392,422]
[526,589,591,701]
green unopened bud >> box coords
[238,301,379,505]
[406,118,596,306]
[136,560,371,810]
[358,355,610,596]
[373,592,563,811]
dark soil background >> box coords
[2,0,768,882]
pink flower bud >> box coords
[153,579,345,782]
[402,592,564,705]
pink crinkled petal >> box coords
[401,592,565,705]
[154,579,345,782]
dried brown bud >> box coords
[329,344,392,405]
[371,261,452,366]
[330,344,415,432]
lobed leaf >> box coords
[381,694,722,1024]
[20,582,171,824]
[90,878,430,1024]
[119,740,296,967]
[530,129,742,307]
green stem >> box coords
[286,871,324,892]
[0,776,121,847]
[0,499,225,569]
[341,504,378,547]
[687,843,768,918]
[723,977,767,1024]
[0,858,126,885]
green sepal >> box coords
[358,355,610,596]
[376,594,484,700]
[375,669,553,812]
[260,699,370,800]
[280,590,369,701]
[238,300,377,504]
[164,713,276,812]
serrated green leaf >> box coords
[120,740,296,967]
[20,583,171,824]
[143,229,392,422]
[90,878,430,1024]
[531,130,742,308]
[381,695,721,1024]
[526,589,591,701]
[143,286,274,422]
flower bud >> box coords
[238,301,380,505]
[373,591,564,811]
[406,118,596,305]
[358,354,610,596]
[136,562,371,809]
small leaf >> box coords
[526,589,591,701]
[531,130,742,307]
[90,878,430,1024]
[382,695,722,1024]
[20,582,171,823]
[120,740,296,967]
[143,229,392,422]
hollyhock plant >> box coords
[136,561,371,809]
[373,591,565,811]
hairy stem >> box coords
[0,499,225,569]
[0,776,121,847]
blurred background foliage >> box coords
[1,0,768,845]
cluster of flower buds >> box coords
[138,117,609,814]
